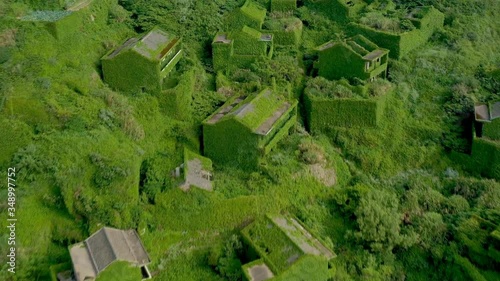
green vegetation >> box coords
[0,0,499,280]
[95,261,143,281]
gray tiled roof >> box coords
[81,227,150,275]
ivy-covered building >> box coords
[263,17,303,46]
[304,77,389,132]
[203,89,297,169]
[471,102,500,179]
[101,28,183,93]
[20,0,110,40]
[315,35,389,82]
[348,6,445,59]
[212,26,273,72]
[175,149,214,192]
[226,0,267,30]
[241,214,336,281]
[68,227,151,281]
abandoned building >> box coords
[241,214,336,281]
[225,0,267,31]
[263,17,303,46]
[349,5,445,59]
[475,102,500,140]
[20,0,101,40]
[68,227,151,281]
[315,35,389,82]
[173,149,214,192]
[470,102,500,180]
[212,26,273,72]
[304,78,389,131]
[101,28,182,93]
[203,89,297,169]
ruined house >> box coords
[203,89,297,169]
[241,214,336,281]
[315,35,389,82]
[102,28,182,93]
[68,227,151,281]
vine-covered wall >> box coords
[304,92,387,132]
[102,49,162,94]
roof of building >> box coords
[491,102,500,119]
[475,102,500,122]
[70,227,150,281]
[214,26,273,46]
[240,0,267,22]
[103,28,180,61]
[21,10,73,22]
[475,104,490,121]
[204,89,295,135]
[317,35,388,61]
[214,34,232,44]
[241,214,335,276]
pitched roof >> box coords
[475,102,500,122]
[103,28,179,61]
[241,214,335,275]
[491,102,500,119]
[70,227,150,281]
[204,89,295,135]
[240,0,267,22]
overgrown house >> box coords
[101,28,182,93]
[203,89,297,169]
[304,78,389,131]
[471,102,500,179]
[348,5,444,59]
[212,26,273,72]
[241,214,336,281]
[20,0,107,40]
[315,34,389,82]
[66,227,151,281]
[174,149,214,192]
[225,0,267,31]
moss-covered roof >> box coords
[241,26,263,39]
[103,28,180,61]
[241,214,335,275]
[241,0,267,22]
[21,10,73,22]
[204,89,294,135]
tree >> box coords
[354,188,414,252]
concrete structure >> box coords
[241,214,336,281]
[226,0,267,31]
[102,28,182,93]
[69,227,151,281]
[212,26,273,72]
[469,102,500,180]
[176,149,214,192]
[474,102,500,140]
[315,35,388,82]
[203,89,297,169]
